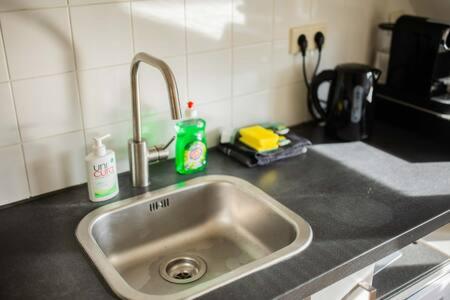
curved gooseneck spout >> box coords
[128,53,182,187]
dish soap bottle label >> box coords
[175,100,208,174]
[85,134,119,202]
[184,141,207,170]
[91,157,118,198]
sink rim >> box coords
[76,175,313,300]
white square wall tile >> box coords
[270,83,309,126]
[79,64,131,129]
[186,0,232,53]
[13,73,82,142]
[232,91,271,128]
[0,32,9,83]
[133,0,186,58]
[0,145,29,206]
[273,0,311,40]
[23,131,86,196]
[310,0,349,70]
[0,83,20,147]
[272,39,302,87]
[232,0,273,46]
[1,8,75,80]
[70,0,126,5]
[187,49,232,104]
[0,0,66,12]
[341,4,373,64]
[140,56,187,116]
[141,112,177,158]
[198,99,231,147]
[71,3,133,70]
[233,43,272,96]
[85,121,132,173]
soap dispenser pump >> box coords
[85,134,119,202]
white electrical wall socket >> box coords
[289,23,327,55]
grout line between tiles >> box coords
[183,0,189,105]
[195,96,232,108]
[129,0,136,55]
[268,21,275,103]
[76,62,130,73]
[186,45,232,56]
[0,0,310,201]
[230,0,235,128]
[3,40,289,85]
[18,129,86,146]
[68,0,129,8]
[66,4,88,154]
[9,69,76,83]
[0,80,302,152]
[271,0,275,41]
[0,5,68,14]
[8,63,130,83]
[0,0,132,13]
[309,0,314,20]
[0,77,303,152]
[0,18,32,196]
[269,0,277,107]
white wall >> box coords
[385,0,450,22]
[385,0,415,17]
[0,0,385,205]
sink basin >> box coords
[76,175,312,299]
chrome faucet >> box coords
[128,53,182,187]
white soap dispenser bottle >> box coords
[85,134,119,202]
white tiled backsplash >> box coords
[0,0,386,205]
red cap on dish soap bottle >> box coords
[185,100,198,119]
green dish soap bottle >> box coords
[175,100,207,174]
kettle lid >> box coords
[336,63,374,72]
[336,63,381,80]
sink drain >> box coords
[159,255,207,284]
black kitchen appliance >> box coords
[376,15,450,119]
[310,64,381,141]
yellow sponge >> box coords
[239,125,279,152]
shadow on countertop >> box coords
[294,120,450,163]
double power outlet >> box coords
[289,23,327,54]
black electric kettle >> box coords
[310,63,381,141]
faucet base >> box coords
[128,139,150,187]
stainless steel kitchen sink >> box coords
[76,175,312,300]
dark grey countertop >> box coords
[1,121,449,300]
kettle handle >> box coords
[310,70,336,120]
[372,68,382,82]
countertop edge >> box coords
[279,210,450,299]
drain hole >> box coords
[174,271,192,280]
[160,255,207,284]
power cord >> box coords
[298,34,310,91]
[298,34,317,120]
[313,31,324,77]
[298,32,325,121]
[314,31,325,51]
[313,32,327,114]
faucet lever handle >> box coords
[148,136,176,163]
[161,136,175,150]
